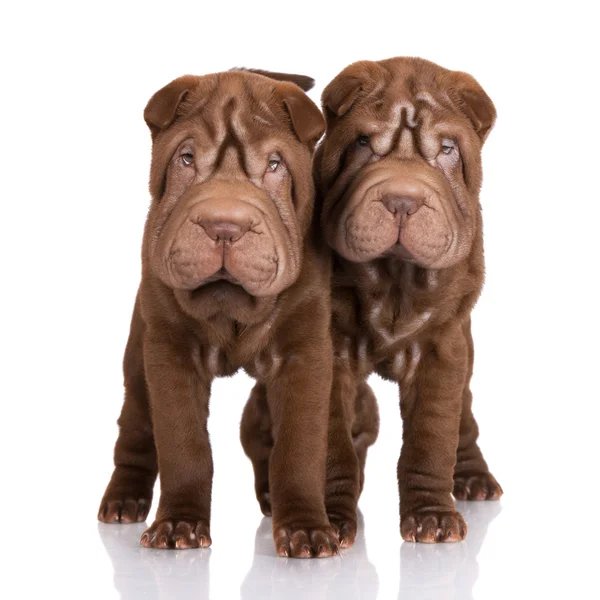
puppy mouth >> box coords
[382,224,452,266]
[385,213,413,258]
[200,267,241,286]
[190,269,242,296]
[384,240,416,262]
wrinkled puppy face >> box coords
[143,70,324,310]
[319,58,496,269]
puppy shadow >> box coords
[398,501,502,600]
[98,522,211,599]
[241,512,379,600]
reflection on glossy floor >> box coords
[98,502,499,600]
[13,373,592,599]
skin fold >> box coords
[243,57,502,547]
[98,69,340,558]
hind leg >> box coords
[352,381,379,494]
[241,383,273,516]
[453,319,503,501]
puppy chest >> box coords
[252,347,284,381]
[193,344,236,378]
[365,297,432,350]
[358,276,438,381]
[358,308,429,384]
[375,342,423,384]
[362,278,435,353]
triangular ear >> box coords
[450,71,496,143]
[143,75,198,137]
[278,82,325,143]
[322,76,362,117]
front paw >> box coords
[98,496,151,524]
[98,467,155,523]
[141,518,211,549]
[327,513,357,549]
[401,511,467,543]
[453,472,503,501]
[273,522,340,558]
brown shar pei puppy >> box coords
[98,69,341,558]
[244,57,503,546]
[317,57,503,545]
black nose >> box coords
[382,195,420,216]
[201,221,249,243]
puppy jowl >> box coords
[98,69,339,558]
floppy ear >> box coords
[143,75,198,137]
[450,71,496,143]
[322,61,387,118]
[322,75,362,117]
[277,82,325,143]
[240,68,315,92]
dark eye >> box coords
[181,152,194,166]
[357,134,370,147]
[268,159,280,172]
[441,139,456,155]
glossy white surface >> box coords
[12,478,595,599]
[96,505,488,600]
[2,1,598,598]
[8,366,597,599]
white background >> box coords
[2,1,598,598]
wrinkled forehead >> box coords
[184,75,289,142]
[157,75,301,173]
[339,77,467,156]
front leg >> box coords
[454,318,503,501]
[140,330,213,549]
[398,327,467,543]
[325,361,361,549]
[98,294,157,524]
[266,327,339,558]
